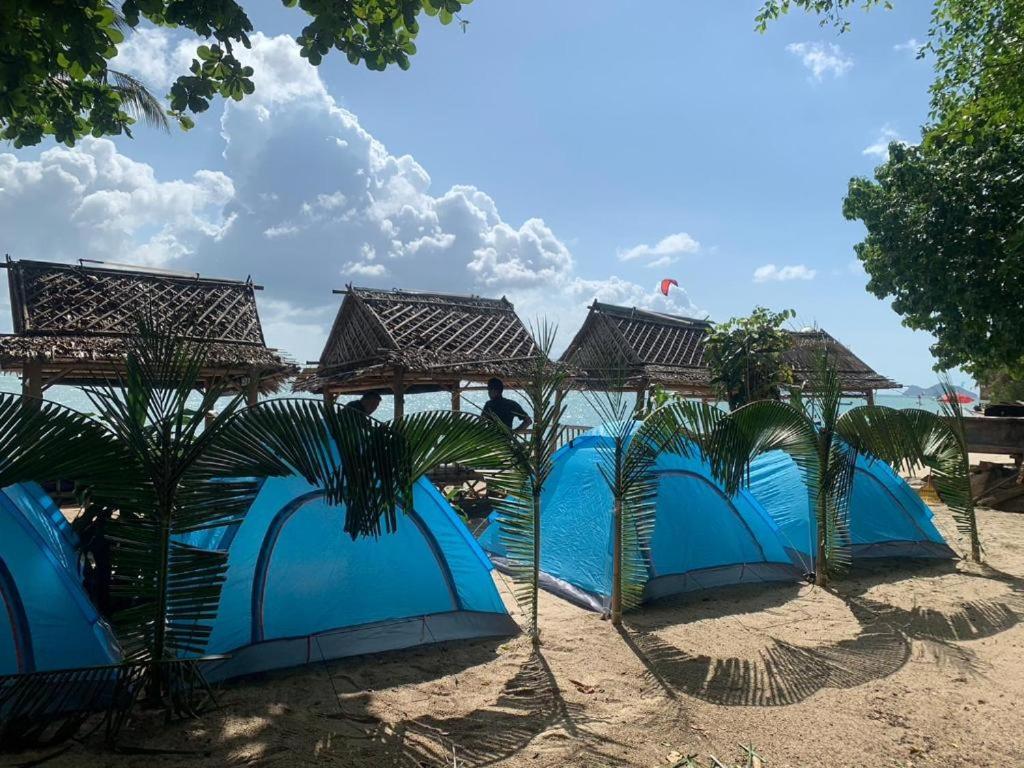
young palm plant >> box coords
[492,321,568,647]
[1,319,514,704]
[583,373,688,625]
[673,354,978,587]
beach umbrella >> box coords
[659,278,678,296]
[938,392,974,404]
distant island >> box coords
[902,383,978,399]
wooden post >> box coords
[634,380,648,418]
[451,382,461,412]
[865,389,875,406]
[393,369,405,421]
[204,380,216,429]
[323,391,337,408]
[246,369,260,408]
[22,359,42,401]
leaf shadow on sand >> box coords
[617,559,1024,708]
[377,650,638,767]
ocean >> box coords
[0,375,948,426]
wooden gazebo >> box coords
[296,286,543,417]
[0,258,298,403]
[561,302,899,406]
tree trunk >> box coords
[531,487,541,648]
[967,502,981,562]
[815,438,830,588]
[611,494,623,625]
[148,494,173,701]
[815,496,829,588]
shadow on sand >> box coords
[618,559,1024,708]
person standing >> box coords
[344,391,382,416]
[482,377,532,434]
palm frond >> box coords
[107,69,170,131]
[835,405,922,472]
[709,399,821,498]
[195,398,406,538]
[0,394,126,489]
[392,410,513,482]
[821,439,856,575]
[903,401,979,560]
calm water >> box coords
[0,374,947,426]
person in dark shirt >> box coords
[482,377,532,434]
[344,392,382,416]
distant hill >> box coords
[902,383,978,399]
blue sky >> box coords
[0,1,962,387]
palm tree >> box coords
[584,377,689,625]
[0,319,512,702]
[492,322,568,647]
[671,355,978,587]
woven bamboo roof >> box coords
[297,286,543,394]
[0,258,297,391]
[561,302,899,393]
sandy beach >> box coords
[16,501,1019,768]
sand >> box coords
[15,504,1024,768]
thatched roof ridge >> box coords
[786,329,900,391]
[562,301,899,393]
[0,258,297,391]
[297,286,543,394]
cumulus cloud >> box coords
[3,31,694,362]
[862,125,907,160]
[617,232,700,268]
[753,264,816,283]
[114,26,196,90]
[786,41,853,81]
[0,138,234,267]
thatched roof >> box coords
[0,258,297,391]
[297,286,543,394]
[561,302,899,394]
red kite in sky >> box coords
[659,278,678,296]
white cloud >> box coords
[618,232,700,268]
[786,42,853,81]
[753,264,817,283]
[3,31,694,363]
[893,38,922,56]
[862,125,907,160]
[0,138,234,268]
[114,27,195,90]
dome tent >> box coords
[746,450,956,572]
[478,425,803,613]
[0,483,118,675]
[199,474,517,682]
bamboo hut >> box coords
[0,258,297,403]
[296,286,543,418]
[561,302,899,406]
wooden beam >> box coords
[451,383,461,412]
[393,368,406,421]
[865,389,875,406]
[323,391,337,408]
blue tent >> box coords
[0,483,118,675]
[478,426,803,612]
[746,450,956,571]
[201,475,517,681]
